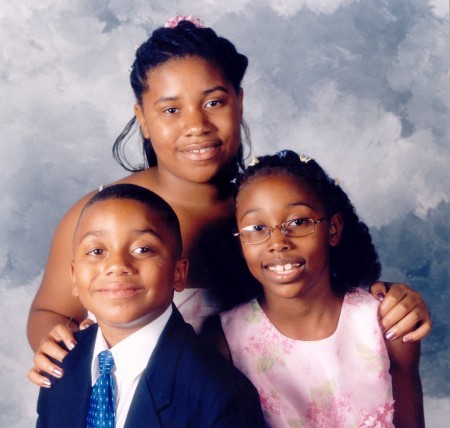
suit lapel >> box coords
[45,324,97,428]
[124,306,190,427]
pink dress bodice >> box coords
[220,289,394,428]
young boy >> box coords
[36,184,264,428]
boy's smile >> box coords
[70,198,187,341]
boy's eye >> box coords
[87,248,104,256]
[132,247,154,255]
[163,107,178,114]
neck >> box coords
[151,168,233,209]
[97,310,164,348]
[260,287,343,341]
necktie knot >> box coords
[98,350,114,376]
[87,350,115,427]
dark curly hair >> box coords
[234,150,381,297]
[112,19,250,175]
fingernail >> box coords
[385,331,396,341]
[376,292,385,301]
[52,368,63,378]
[42,379,51,388]
[68,341,76,350]
[403,336,413,343]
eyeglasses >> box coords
[234,217,328,245]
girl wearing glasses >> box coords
[215,150,424,427]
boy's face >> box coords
[71,198,187,335]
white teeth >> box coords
[268,263,300,272]
[191,147,211,154]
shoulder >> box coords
[344,288,380,312]
[60,324,98,370]
[220,299,260,337]
[145,309,265,426]
[159,308,253,388]
[220,299,256,324]
[114,168,155,188]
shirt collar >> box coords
[90,305,172,385]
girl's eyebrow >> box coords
[239,208,260,222]
[154,85,229,105]
[203,85,229,95]
[239,202,316,222]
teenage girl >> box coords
[28,17,430,387]
[216,150,424,427]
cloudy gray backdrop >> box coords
[0,0,448,426]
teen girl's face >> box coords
[235,175,341,302]
[135,56,243,184]
[70,199,187,336]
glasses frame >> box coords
[234,217,329,245]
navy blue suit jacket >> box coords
[36,305,265,427]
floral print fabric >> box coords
[220,289,394,427]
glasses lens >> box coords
[285,218,315,237]
[240,225,269,244]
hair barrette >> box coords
[276,150,289,159]
[164,15,205,29]
[248,155,260,167]
[299,154,312,163]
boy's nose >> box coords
[104,253,134,275]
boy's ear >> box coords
[329,213,343,247]
[134,103,150,139]
[173,258,189,293]
[70,261,79,297]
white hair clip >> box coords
[299,154,312,164]
[248,155,260,167]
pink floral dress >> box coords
[220,289,394,428]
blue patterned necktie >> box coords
[87,350,115,428]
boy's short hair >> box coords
[82,184,183,257]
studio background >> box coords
[0,0,448,426]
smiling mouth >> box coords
[266,262,303,273]
[189,147,214,154]
[182,142,221,160]
[97,285,143,299]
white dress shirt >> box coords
[90,305,172,428]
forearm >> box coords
[392,367,424,428]
[388,340,424,428]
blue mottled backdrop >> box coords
[0,0,448,426]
